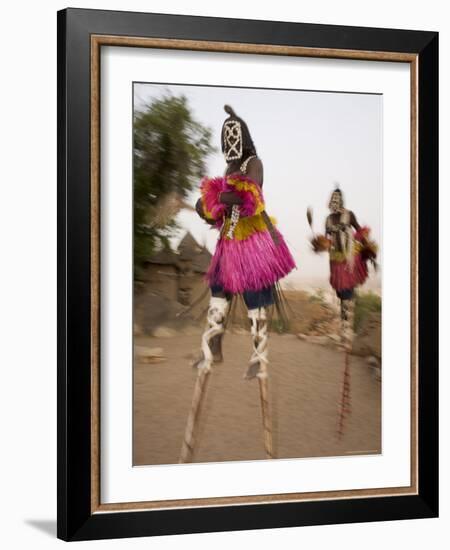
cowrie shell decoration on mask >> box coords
[223,120,243,161]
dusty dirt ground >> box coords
[133,330,381,465]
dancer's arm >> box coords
[310,216,332,253]
[350,211,361,231]
[351,211,370,244]
[219,157,264,206]
[325,215,332,236]
[351,211,378,264]
[195,197,217,225]
[246,157,264,187]
[218,191,243,206]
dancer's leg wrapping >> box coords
[180,297,229,463]
[337,297,355,437]
[340,298,355,351]
[246,307,274,459]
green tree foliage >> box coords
[133,94,215,277]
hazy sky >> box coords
[134,82,382,288]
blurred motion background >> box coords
[132,83,382,466]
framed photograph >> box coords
[57,8,438,541]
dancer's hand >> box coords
[311,234,331,253]
[195,197,216,225]
[218,191,244,206]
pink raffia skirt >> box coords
[206,228,296,294]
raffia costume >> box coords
[312,189,377,349]
[200,171,295,295]
[179,106,296,462]
[311,188,378,435]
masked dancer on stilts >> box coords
[179,105,296,463]
[309,188,378,437]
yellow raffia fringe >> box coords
[222,213,277,240]
[329,241,364,262]
[201,196,215,221]
[329,240,378,262]
[200,177,264,221]
[227,177,265,216]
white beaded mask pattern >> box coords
[223,120,243,161]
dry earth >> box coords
[133,331,381,465]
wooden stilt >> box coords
[337,298,354,438]
[179,367,210,463]
[337,350,352,439]
[181,300,275,463]
[180,296,228,463]
[258,371,274,459]
[248,308,274,459]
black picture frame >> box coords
[57,7,438,541]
